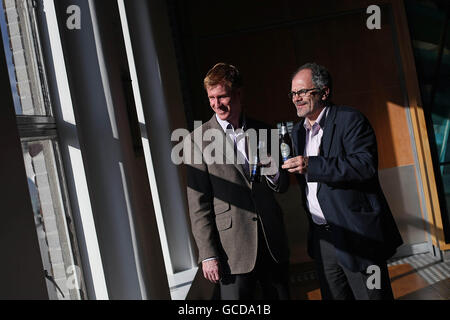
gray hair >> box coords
[292,62,332,100]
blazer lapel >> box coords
[320,105,337,158]
[292,120,306,157]
[293,106,337,193]
[317,105,337,193]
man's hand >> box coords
[282,156,308,174]
[202,259,221,283]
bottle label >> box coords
[280,143,291,161]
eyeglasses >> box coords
[288,88,320,99]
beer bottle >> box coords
[250,141,262,183]
[280,122,293,162]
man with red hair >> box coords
[186,63,290,300]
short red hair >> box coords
[204,63,243,91]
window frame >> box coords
[1,0,87,300]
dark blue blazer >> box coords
[292,105,403,272]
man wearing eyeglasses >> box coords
[282,62,403,300]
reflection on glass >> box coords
[0,0,21,114]
[22,140,83,300]
[0,0,50,116]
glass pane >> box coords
[441,163,450,226]
[0,0,21,114]
[433,113,450,163]
[22,140,84,300]
[405,0,445,106]
[405,0,450,240]
[432,51,450,164]
[0,0,50,116]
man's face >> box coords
[291,69,328,119]
[207,83,241,124]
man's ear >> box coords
[321,87,330,101]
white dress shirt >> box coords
[304,107,328,225]
[215,114,279,182]
[216,114,248,164]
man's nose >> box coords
[294,95,302,103]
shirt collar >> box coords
[303,106,328,131]
[216,113,246,133]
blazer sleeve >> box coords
[265,164,289,193]
[185,134,220,263]
[307,113,378,184]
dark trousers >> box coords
[312,224,394,300]
[219,223,290,300]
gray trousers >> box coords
[312,224,394,300]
